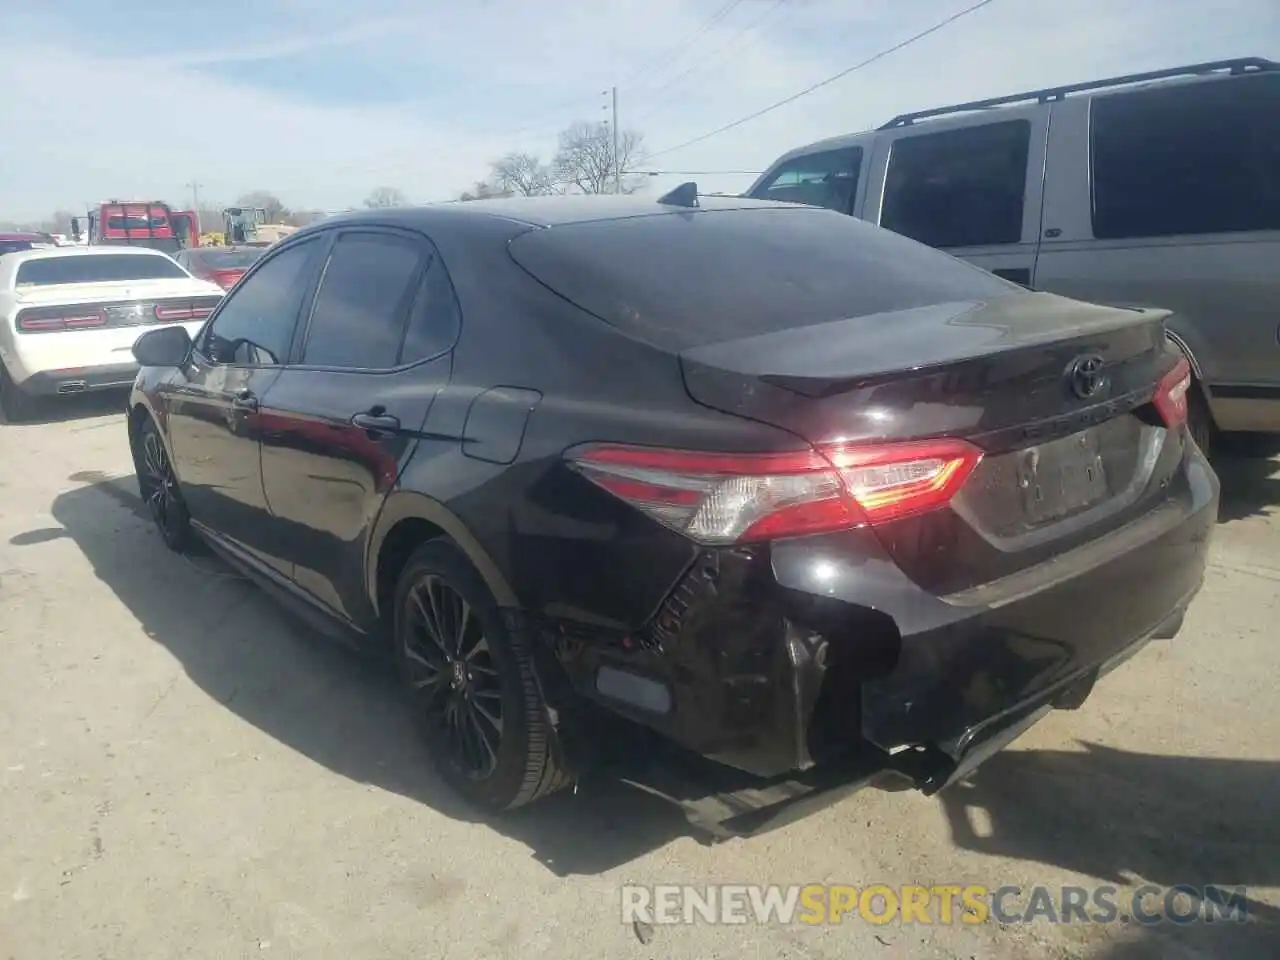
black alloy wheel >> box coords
[138,418,191,551]
[404,573,506,779]
[394,541,572,813]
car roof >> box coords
[2,245,174,266]
[764,58,1276,171]
[0,232,50,241]
[300,193,786,234]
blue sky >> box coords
[1,0,1276,220]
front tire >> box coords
[136,415,191,552]
[393,540,573,814]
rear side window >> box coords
[1091,73,1280,240]
[399,254,462,364]
[507,206,1019,351]
[300,232,426,369]
[749,147,862,213]
[880,120,1031,249]
[15,254,187,286]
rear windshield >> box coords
[507,206,1020,350]
[16,254,188,286]
[192,248,264,269]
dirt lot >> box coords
[2,394,1278,959]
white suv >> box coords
[0,246,224,421]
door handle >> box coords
[231,389,258,412]
[351,411,401,434]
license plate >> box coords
[1017,428,1110,525]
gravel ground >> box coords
[2,392,1277,959]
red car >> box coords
[173,245,266,290]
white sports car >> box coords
[0,246,224,421]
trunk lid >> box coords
[14,277,224,307]
[679,293,1171,442]
[679,293,1186,594]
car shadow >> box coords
[1212,442,1280,523]
[0,388,129,426]
[937,743,1280,956]
[46,475,696,876]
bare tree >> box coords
[552,121,645,195]
[458,180,512,202]
[236,190,289,222]
[490,152,555,197]
[364,186,409,208]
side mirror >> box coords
[70,218,82,240]
[133,325,193,368]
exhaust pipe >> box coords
[56,380,88,395]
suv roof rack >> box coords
[878,57,1278,130]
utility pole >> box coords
[186,181,202,211]
[611,86,621,195]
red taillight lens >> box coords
[17,309,107,332]
[1153,356,1192,429]
[154,302,217,322]
[569,438,983,544]
[211,270,243,289]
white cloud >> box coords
[1,0,1275,220]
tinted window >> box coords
[301,232,426,369]
[399,254,462,364]
[749,147,862,213]
[1091,73,1280,240]
[881,120,1031,248]
[15,254,187,286]
[507,206,1019,351]
[199,239,318,366]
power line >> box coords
[630,0,790,125]
[482,2,749,147]
[627,169,762,176]
[641,0,997,162]
[622,0,746,89]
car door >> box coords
[257,227,460,628]
[862,107,1048,287]
[161,235,325,572]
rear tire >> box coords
[393,540,573,814]
[1187,384,1214,458]
[0,365,35,423]
[136,415,192,552]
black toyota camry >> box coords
[125,190,1218,835]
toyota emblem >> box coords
[1066,354,1107,400]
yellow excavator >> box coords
[220,207,298,246]
[222,207,267,244]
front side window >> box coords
[1091,73,1280,240]
[880,120,1031,249]
[300,232,426,369]
[749,147,862,213]
[199,238,319,366]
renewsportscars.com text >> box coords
[620,884,1250,926]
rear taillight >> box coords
[153,303,216,322]
[17,309,107,332]
[1153,356,1192,429]
[568,438,983,545]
